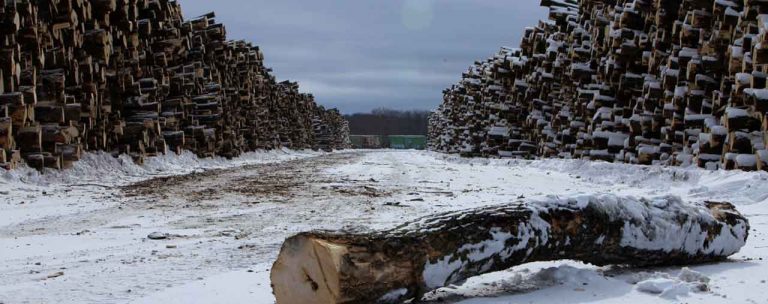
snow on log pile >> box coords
[270,195,749,304]
[0,0,350,171]
[428,0,768,171]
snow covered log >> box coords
[271,195,749,304]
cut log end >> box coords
[271,235,347,304]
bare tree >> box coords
[345,108,430,135]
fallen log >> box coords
[271,195,749,304]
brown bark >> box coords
[0,116,11,150]
[271,196,749,304]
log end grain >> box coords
[272,233,420,304]
[271,235,347,304]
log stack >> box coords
[0,0,349,171]
[429,0,768,171]
[312,105,351,151]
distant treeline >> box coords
[344,108,430,136]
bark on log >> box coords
[271,195,749,304]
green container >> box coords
[349,135,364,148]
[387,135,426,150]
[349,135,385,149]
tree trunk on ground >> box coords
[271,195,749,304]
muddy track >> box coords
[0,151,415,304]
[0,152,377,239]
[122,152,369,203]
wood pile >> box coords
[0,0,349,171]
[429,0,768,171]
[312,105,350,151]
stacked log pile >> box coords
[312,106,351,151]
[429,0,768,171]
[0,0,349,171]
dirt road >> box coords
[0,151,428,304]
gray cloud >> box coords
[179,0,547,113]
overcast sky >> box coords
[179,1,547,114]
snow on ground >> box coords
[1,150,767,303]
[0,149,322,227]
[2,148,323,186]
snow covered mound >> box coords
[434,151,768,206]
[0,149,324,186]
[631,268,711,300]
[425,263,718,303]
[424,264,606,301]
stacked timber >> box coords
[0,0,349,171]
[312,106,350,151]
[428,0,768,171]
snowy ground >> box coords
[0,150,767,304]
